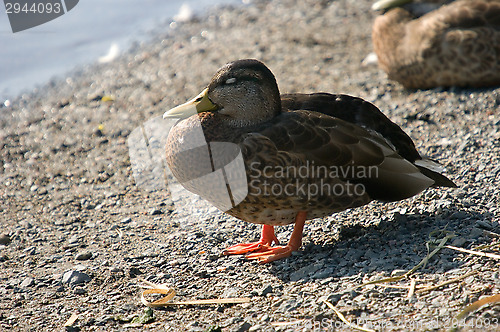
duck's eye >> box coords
[225,78,237,85]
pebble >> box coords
[290,264,319,281]
[476,220,494,230]
[149,208,162,215]
[76,251,92,261]
[312,267,334,279]
[110,266,124,273]
[222,287,239,298]
[62,270,91,285]
[74,287,87,295]
[391,269,407,277]
[259,285,273,296]
[278,299,299,312]
[451,211,469,219]
[451,237,467,247]
[318,293,341,305]
[468,227,484,239]
[68,235,79,244]
[20,277,34,288]
[0,234,11,245]
[236,322,251,332]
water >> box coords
[0,0,241,102]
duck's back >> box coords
[373,0,500,88]
[281,93,421,162]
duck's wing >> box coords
[243,109,446,202]
[280,93,457,189]
[436,0,500,29]
[281,93,421,162]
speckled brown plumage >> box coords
[164,59,456,262]
[373,0,500,89]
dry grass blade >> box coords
[445,245,500,260]
[165,298,250,306]
[270,320,305,327]
[456,294,500,320]
[63,313,79,327]
[375,284,411,289]
[139,278,250,307]
[322,300,376,332]
[407,279,416,298]
[416,270,477,294]
[472,241,500,250]
[140,283,176,308]
[356,232,454,289]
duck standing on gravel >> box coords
[163,59,456,263]
[372,0,500,89]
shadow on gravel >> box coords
[267,208,495,282]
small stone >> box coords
[68,235,79,244]
[74,287,86,295]
[290,264,317,281]
[451,237,467,247]
[23,246,36,255]
[468,227,483,239]
[128,267,143,277]
[318,293,341,305]
[391,269,407,277]
[450,211,469,220]
[121,217,132,224]
[110,266,123,273]
[20,277,34,288]
[149,208,162,215]
[278,299,298,312]
[0,234,11,245]
[222,287,239,298]
[476,220,493,230]
[62,270,91,285]
[320,276,334,285]
[260,285,273,296]
[312,267,334,279]
[349,290,360,300]
[76,251,92,261]
[237,322,251,332]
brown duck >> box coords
[164,59,456,263]
[372,0,500,89]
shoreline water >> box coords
[0,0,242,102]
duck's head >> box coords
[163,59,281,127]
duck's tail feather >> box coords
[414,159,457,188]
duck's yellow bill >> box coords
[163,88,218,119]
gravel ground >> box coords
[1,0,499,331]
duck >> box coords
[163,59,456,263]
[372,0,500,89]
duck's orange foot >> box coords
[223,241,274,255]
[223,225,279,255]
[245,245,295,263]
[223,212,307,264]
